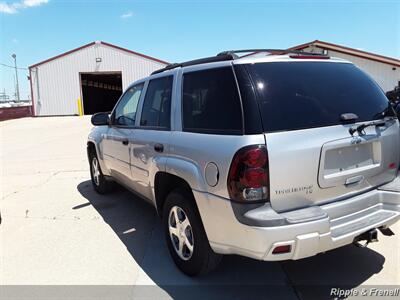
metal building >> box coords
[29,39,400,117]
[29,41,168,116]
[289,40,400,92]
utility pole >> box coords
[11,54,20,102]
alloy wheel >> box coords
[92,157,100,186]
[168,206,194,260]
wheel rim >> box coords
[168,206,194,261]
[92,157,100,186]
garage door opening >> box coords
[81,72,123,115]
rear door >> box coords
[239,61,399,212]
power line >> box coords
[0,62,28,70]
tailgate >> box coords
[266,121,399,212]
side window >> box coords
[114,83,144,126]
[140,76,173,128]
[182,67,243,134]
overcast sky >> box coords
[1,0,399,100]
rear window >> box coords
[243,62,394,132]
[140,76,172,129]
[182,67,243,134]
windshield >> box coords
[242,62,395,132]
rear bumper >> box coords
[194,177,400,261]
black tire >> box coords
[163,188,222,276]
[89,150,115,194]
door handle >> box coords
[122,139,129,145]
[345,175,364,186]
[154,143,164,153]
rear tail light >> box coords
[227,145,269,202]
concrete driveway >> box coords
[1,116,399,299]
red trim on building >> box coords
[100,42,169,65]
[289,40,400,67]
[29,42,96,69]
[29,68,36,116]
[28,41,169,69]
[287,40,317,51]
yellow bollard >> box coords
[77,98,83,116]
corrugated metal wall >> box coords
[30,42,167,116]
[301,46,400,92]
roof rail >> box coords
[151,54,235,75]
[151,49,329,75]
[217,49,328,57]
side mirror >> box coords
[91,112,110,126]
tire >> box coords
[163,188,222,276]
[89,150,115,194]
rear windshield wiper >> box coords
[349,120,386,136]
[340,113,390,136]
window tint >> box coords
[114,83,143,126]
[243,62,394,132]
[140,76,173,128]
[182,67,243,134]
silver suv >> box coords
[87,50,400,276]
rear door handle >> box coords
[122,139,129,145]
[154,143,164,153]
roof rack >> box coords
[151,49,328,75]
[217,49,328,57]
[151,54,235,75]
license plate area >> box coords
[318,137,382,188]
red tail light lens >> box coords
[242,168,267,188]
[227,145,269,202]
[243,148,268,167]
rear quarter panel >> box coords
[166,131,265,198]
